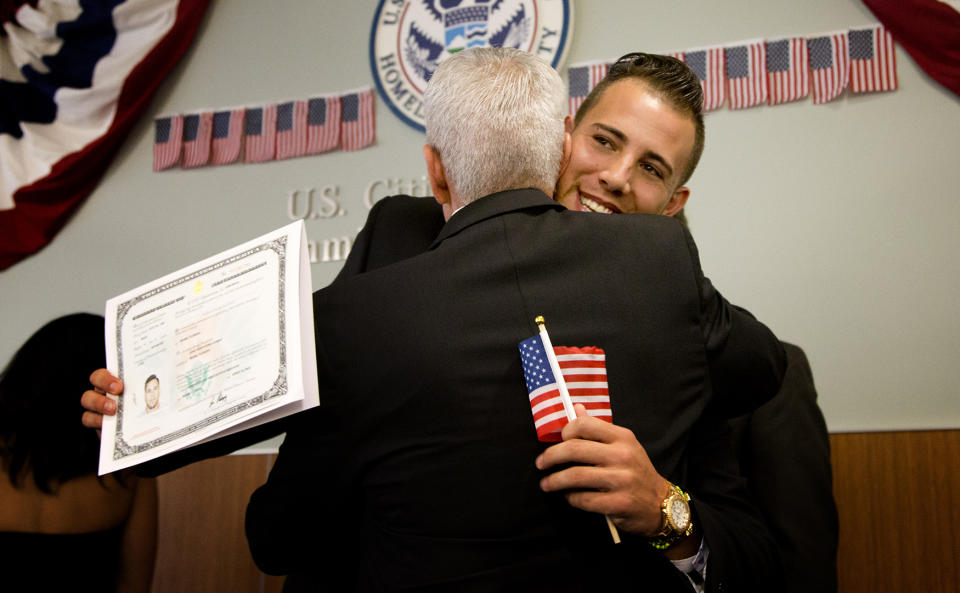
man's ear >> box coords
[423,144,451,207]
[662,186,690,217]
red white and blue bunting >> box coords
[0,0,211,271]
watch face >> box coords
[670,497,690,529]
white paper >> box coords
[99,220,318,475]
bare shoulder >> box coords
[0,472,137,534]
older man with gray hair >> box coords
[245,47,785,592]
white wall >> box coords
[1,0,958,432]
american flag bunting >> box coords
[808,31,850,104]
[766,37,810,105]
[725,39,768,109]
[340,89,375,151]
[849,25,898,93]
[153,115,183,172]
[567,61,610,116]
[307,96,341,154]
[518,336,612,442]
[276,100,309,160]
[211,108,245,166]
[685,47,726,111]
[244,105,277,163]
[181,112,213,168]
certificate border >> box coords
[111,237,289,460]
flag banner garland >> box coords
[567,60,610,116]
[276,100,309,160]
[685,47,726,111]
[155,91,367,170]
[211,108,245,166]
[0,0,211,271]
[518,335,612,442]
[153,115,183,172]
[725,39,768,109]
[341,89,376,152]
[849,25,898,93]
[182,112,213,168]
[808,32,850,104]
[766,37,810,105]
[568,22,900,114]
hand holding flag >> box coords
[520,316,620,544]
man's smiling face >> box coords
[555,78,695,216]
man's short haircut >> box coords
[145,374,159,387]
[574,52,705,186]
[424,47,566,205]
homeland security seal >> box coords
[370,0,573,133]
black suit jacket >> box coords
[730,343,839,593]
[246,190,786,592]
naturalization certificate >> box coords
[99,220,319,474]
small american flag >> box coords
[849,25,898,93]
[244,105,277,163]
[181,112,212,168]
[766,37,810,105]
[306,96,341,154]
[153,115,183,172]
[518,336,612,442]
[725,39,767,109]
[341,89,375,151]
[567,61,609,116]
[808,31,850,105]
[276,100,309,160]
[210,108,244,166]
[685,47,725,111]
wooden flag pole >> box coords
[535,316,621,544]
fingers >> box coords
[81,409,104,429]
[81,388,117,415]
[559,403,629,443]
[89,368,123,395]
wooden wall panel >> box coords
[830,430,960,593]
[151,454,284,593]
[148,431,960,593]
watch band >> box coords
[648,481,693,551]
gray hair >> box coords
[424,47,566,205]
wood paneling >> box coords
[151,454,284,593]
[149,431,960,593]
[830,430,960,593]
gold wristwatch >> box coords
[648,481,693,551]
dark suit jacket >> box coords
[730,343,839,593]
[246,190,786,592]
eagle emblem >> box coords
[370,0,572,132]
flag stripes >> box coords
[519,336,612,442]
[211,108,245,166]
[766,37,810,105]
[725,40,767,109]
[341,89,376,151]
[808,32,850,104]
[849,25,898,93]
[153,115,183,172]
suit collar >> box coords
[429,188,562,249]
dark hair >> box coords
[0,313,107,493]
[574,52,705,186]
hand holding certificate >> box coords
[99,221,318,474]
